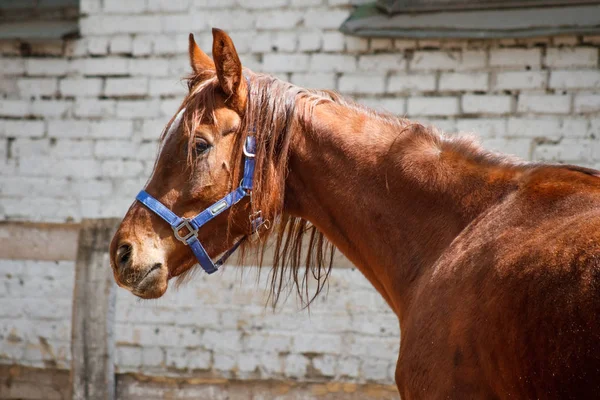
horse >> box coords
[109,28,600,399]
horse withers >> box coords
[110,28,600,398]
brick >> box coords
[0,100,31,117]
[101,159,144,178]
[360,98,405,115]
[545,48,598,68]
[322,31,345,52]
[517,94,571,114]
[30,100,73,118]
[309,54,356,72]
[105,78,148,97]
[25,59,69,76]
[345,36,369,53]
[74,99,117,118]
[194,0,236,6]
[0,57,25,75]
[83,58,129,75]
[109,35,133,54]
[298,32,322,52]
[394,39,418,50]
[205,10,255,30]
[271,32,298,53]
[284,354,309,378]
[255,10,302,30]
[482,137,532,160]
[59,78,103,97]
[239,0,287,8]
[494,71,547,90]
[456,118,506,138]
[304,9,349,29]
[161,14,197,33]
[292,333,342,354]
[533,139,593,163]
[19,157,101,178]
[0,120,45,138]
[489,48,541,68]
[104,0,146,13]
[361,358,391,381]
[291,73,335,89]
[149,78,187,96]
[370,38,393,51]
[339,74,385,94]
[94,140,138,158]
[116,100,161,118]
[507,118,562,139]
[132,35,153,56]
[549,70,600,89]
[407,96,459,117]
[81,15,162,35]
[17,78,58,97]
[87,36,109,55]
[148,0,190,11]
[357,54,406,71]
[262,54,309,72]
[117,346,142,368]
[387,73,436,93]
[439,72,488,91]
[462,95,512,115]
[411,50,485,71]
[574,94,600,113]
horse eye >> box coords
[194,138,211,156]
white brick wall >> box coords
[0,260,399,384]
[1,0,600,387]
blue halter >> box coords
[135,134,262,274]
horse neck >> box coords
[283,100,521,318]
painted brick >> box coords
[132,35,154,56]
[240,0,288,8]
[161,14,198,33]
[456,118,506,138]
[116,100,161,118]
[507,118,562,139]
[304,9,349,29]
[262,54,309,72]
[322,31,345,52]
[87,36,109,55]
[574,94,600,113]
[0,58,25,75]
[357,54,406,71]
[81,15,162,35]
[298,32,322,52]
[549,70,600,89]
[255,10,302,30]
[291,73,336,89]
[25,59,70,76]
[439,72,488,91]
[482,137,532,160]
[310,54,356,72]
[489,48,542,68]
[0,100,31,117]
[494,71,547,91]
[109,35,133,54]
[104,0,146,13]
[387,73,436,93]
[59,78,103,97]
[339,74,385,94]
[82,58,129,76]
[101,159,144,178]
[533,139,593,163]
[407,96,460,117]
[30,100,73,118]
[411,50,485,71]
[517,94,571,114]
[17,78,58,97]
[149,78,187,96]
[105,78,148,97]
[462,95,512,115]
[74,99,116,118]
[545,48,598,68]
[370,38,393,51]
[345,36,369,53]
[0,120,45,138]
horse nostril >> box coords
[117,243,133,269]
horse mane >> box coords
[173,69,522,307]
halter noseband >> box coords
[134,104,263,274]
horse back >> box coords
[403,166,600,399]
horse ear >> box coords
[188,33,214,74]
[212,28,246,109]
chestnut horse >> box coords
[110,29,600,399]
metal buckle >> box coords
[173,219,198,243]
[243,140,256,158]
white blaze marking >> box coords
[145,108,186,187]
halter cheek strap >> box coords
[135,136,263,274]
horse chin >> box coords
[130,265,169,299]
